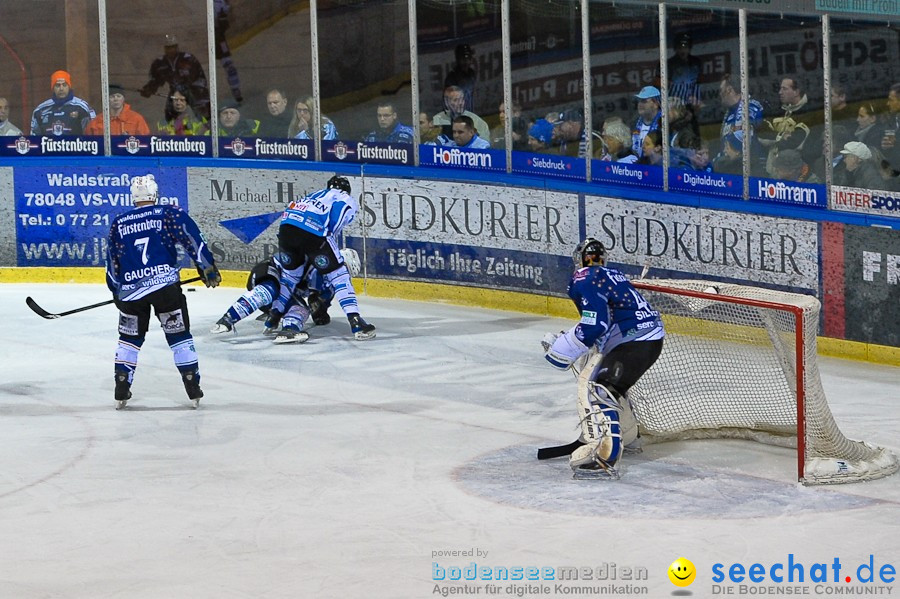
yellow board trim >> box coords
[2,267,897,366]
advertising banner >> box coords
[14,166,187,267]
[218,137,312,161]
[831,185,900,218]
[0,135,102,157]
[591,161,663,190]
[669,168,743,198]
[584,194,820,290]
[511,151,586,180]
[749,176,827,208]
[108,135,211,157]
[418,145,507,172]
[322,140,412,166]
[842,223,900,346]
[358,177,580,293]
[0,168,14,265]
[187,167,336,271]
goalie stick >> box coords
[537,439,585,460]
[25,276,203,319]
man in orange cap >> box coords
[30,70,95,136]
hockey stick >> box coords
[25,276,203,319]
[536,439,585,460]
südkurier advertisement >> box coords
[13,166,188,267]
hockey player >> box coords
[273,175,375,340]
[542,238,665,478]
[210,255,310,344]
[211,247,360,341]
[105,174,221,409]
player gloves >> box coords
[198,265,222,288]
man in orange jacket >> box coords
[85,86,150,136]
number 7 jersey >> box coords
[105,204,216,301]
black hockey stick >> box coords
[536,439,585,460]
[25,276,203,319]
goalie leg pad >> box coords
[574,375,635,475]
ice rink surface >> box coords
[1,283,898,599]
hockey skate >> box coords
[181,370,203,408]
[348,313,376,340]
[570,442,621,480]
[273,325,310,344]
[308,292,331,326]
[210,315,234,334]
[114,372,132,410]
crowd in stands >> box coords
[5,31,900,192]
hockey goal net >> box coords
[628,279,898,485]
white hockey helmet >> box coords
[573,237,607,268]
[131,174,158,204]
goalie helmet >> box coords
[573,238,607,268]
[130,174,159,204]
[326,175,351,194]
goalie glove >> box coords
[340,248,361,277]
[541,331,565,352]
[197,264,222,288]
[544,327,589,370]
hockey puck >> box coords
[187,287,197,292]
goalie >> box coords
[542,238,665,479]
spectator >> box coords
[419,111,441,144]
[288,96,338,141]
[632,86,662,158]
[834,141,883,190]
[0,97,22,136]
[527,119,554,153]
[667,32,702,113]
[718,73,764,173]
[141,34,210,121]
[85,86,150,136]
[831,83,856,136]
[218,100,259,138]
[771,149,819,183]
[449,115,490,149]
[31,70,95,136]
[433,85,489,141]
[257,88,291,138]
[667,96,698,148]
[214,0,242,103]
[552,109,587,157]
[490,101,528,151]
[599,117,638,163]
[674,130,712,172]
[879,83,900,172]
[713,131,744,176]
[364,101,413,143]
[854,102,883,149]
[758,77,821,177]
[443,44,477,113]
[638,129,663,166]
[156,87,209,136]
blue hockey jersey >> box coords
[280,187,358,238]
[567,265,665,353]
[106,204,216,302]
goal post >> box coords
[628,279,898,485]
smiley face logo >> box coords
[668,557,696,587]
